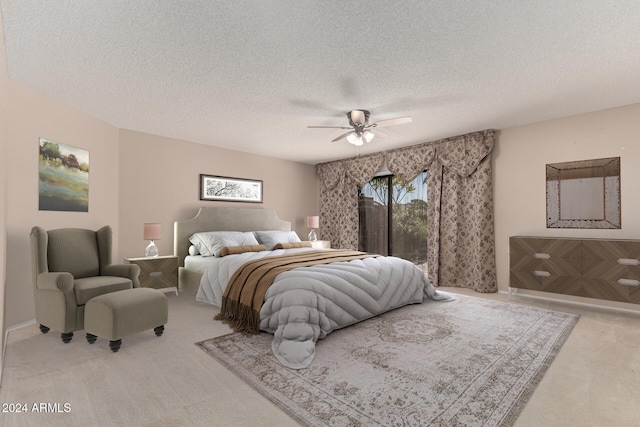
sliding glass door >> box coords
[358,171,427,268]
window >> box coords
[358,171,428,268]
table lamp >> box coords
[306,216,319,241]
[143,223,161,257]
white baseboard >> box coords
[3,319,37,365]
[500,289,640,315]
[6,318,37,335]
[1,319,37,388]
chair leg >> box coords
[109,340,122,352]
[61,332,73,343]
[39,324,50,334]
[86,333,97,344]
[154,325,165,337]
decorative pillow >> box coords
[220,244,267,257]
[188,245,200,256]
[254,230,301,251]
[189,231,259,257]
[274,241,312,249]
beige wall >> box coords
[117,130,318,260]
[1,12,8,375]
[493,103,640,305]
[3,82,121,328]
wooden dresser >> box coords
[509,236,640,304]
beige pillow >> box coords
[219,244,267,257]
[274,241,313,249]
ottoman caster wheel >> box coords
[154,325,165,337]
[86,333,97,344]
[109,339,122,352]
[39,324,50,334]
[61,332,73,343]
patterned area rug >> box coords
[197,295,579,426]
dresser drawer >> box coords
[582,240,640,302]
[509,237,581,260]
[509,237,582,293]
[581,276,640,303]
[510,254,582,294]
[125,255,178,291]
[582,240,640,262]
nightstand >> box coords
[124,255,179,295]
[309,240,331,249]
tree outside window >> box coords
[358,171,427,269]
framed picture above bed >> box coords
[200,174,263,203]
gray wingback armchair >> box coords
[30,225,140,343]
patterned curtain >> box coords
[386,143,437,183]
[317,161,351,250]
[317,130,496,292]
[317,153,383,250]
[427,131,496,292]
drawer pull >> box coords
[533,270,551,277]
[617,278,640,287]
[533,253,551,259]
[149,271,164,278]
[617,258,640,266]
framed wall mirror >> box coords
[546,157,621,229]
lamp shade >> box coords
[363,131,375,142]
[143,223,162,240]
[306,216,319,228]
[347,133,362,146]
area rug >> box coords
[196,294,579,426]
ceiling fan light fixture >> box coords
[346,133,363,146]
[346,130,374,146]
[363,131,375,143]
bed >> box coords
[174,206,451,369]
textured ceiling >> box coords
[2,1,639,164]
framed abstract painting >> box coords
[38,138,90,212]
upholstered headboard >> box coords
[173,207,291,267]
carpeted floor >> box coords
[197,294,579,427]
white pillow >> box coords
[189,231,259,257]
[188,245,200,256]
[254,230,301,251]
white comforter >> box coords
[196,248,450,369]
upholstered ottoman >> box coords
[84,287,168,352]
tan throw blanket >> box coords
[215,250,379,333]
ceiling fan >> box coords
[308,110,412,146]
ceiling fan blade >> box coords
[371,116,413,128]
[308,125,352,129]
[331,131,355,142]
[371,129,388,137]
